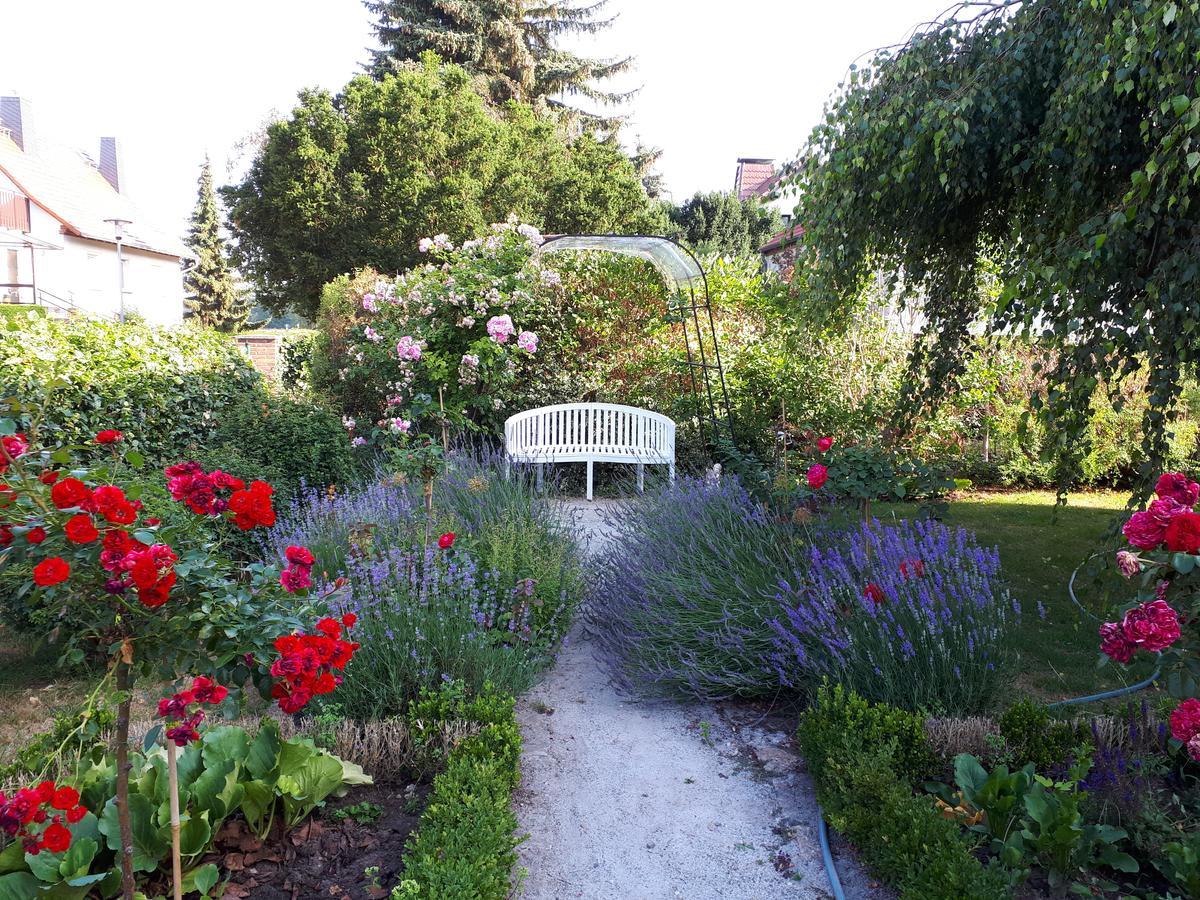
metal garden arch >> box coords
[533,234,734,447]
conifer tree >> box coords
[184,158,248,332]
[364,0,633,117]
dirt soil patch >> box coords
[196,782,429,900]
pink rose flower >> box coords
[1155,472,1200,507]
[1122,497,1187,549]
[806,463,828,490]
[817,437,833,452]
[1119,599,1181,652]
[1099,621,1135,664]
[1189,734,1200,763]
[1115,550,1141,579]
[517,330,539,353]
[1169,698,1200,746]
[487,315,515,343]
[396,335,422,361]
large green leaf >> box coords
[178,813,213,859]
[240,780,276,839]
[333,759,374,798]
[277,751,344,827]
[188,757,242,821]
[98,794,169,873]
[245,721,282,782]
[0,873,39,899]
[182,862,220,896]
[0,842,25,876]
[202,726,250,768]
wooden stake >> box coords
[438,386,449,452]
[167,740,183,900]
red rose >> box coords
[817,437,833,452]
[862,583,886,605]
[94,430,123,445]
[1165,511,1200,553]
[341,613,357,628]
[190,676,228,705]
[0,525,11,547]
[64,514,99,544]
[50,478,92,511]
[39,822,70,853]
[806,464,828,490]
[0,483,14,508]
[32,557,70,587]
[228,481,275,530]
[65,805,87,824]
[38,470,59,485]
[315,617,342,639]
[280,565,312,593]
[1120,599,1181,652]
[285,545,315,567]
[25,526,46,544]
[50,787,79,811]
[438,532,456,549]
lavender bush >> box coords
[264,452,582,715]
[769,518,1017,714]
[326,544,563,719]
[590,477,799,699]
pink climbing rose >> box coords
[1120,599,1181,652]
[517,331,539,354]
[817,437,833,452]
[806,464,827,490]
[1170,699,1200,761]
[1099,621,1135,664]
[1154,472,1200,507]
[1115,550,1141,579]
[487,315,515,344]
[396,336,422,361]
[1122,498,1187,549]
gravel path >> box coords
[512,500,880,900]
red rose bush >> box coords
[1106,472,1200,761]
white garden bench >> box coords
[504,403,676,500]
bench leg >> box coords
[586,459,594,502]
[536,463,544,493]
[668,462,675,485]
[504,458,511,482]
[636,462,644,494]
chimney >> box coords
[99,136,123,192]
[0,96,35,153]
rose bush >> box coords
[1104,472,1200,762]
[0,401,359,896]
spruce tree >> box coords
[364,0,633,115]
[184,158,248,332]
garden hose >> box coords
[817,552,1161,898]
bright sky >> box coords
[4,0,950,239]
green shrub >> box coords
[797,683,938,786]
[210,392,356,498]
[395,685,522,899]
[0,315,260,464]
[997,699,1081,772]
[279,329,319,393]
[818,745,1010,900]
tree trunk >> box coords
[115,652,136,899]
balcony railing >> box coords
[0,189,30,232]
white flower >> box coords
[352,436,367,446]
[363,325,382,343]
[342,416,356,431]
[418,237,434,253]
[517,223,544,246]
[539,268,562,287]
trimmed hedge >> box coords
[0,315,259,463]
[394,687,523,899]
[798,685,1008,900]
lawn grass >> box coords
[878,489,1155,704]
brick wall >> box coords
[236,334,280,381]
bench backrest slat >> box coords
[504,402,675,459]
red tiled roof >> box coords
[0,134,188,259]
[735,158,776,201]
[759,223,804,254]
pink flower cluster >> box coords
[157,676,229,746]
[279,545,315,593]
[1099,599,1181,663]
[1171,698,1200,762]
[486,314,515,343]
[1121,472,1200,551]
[517,330,539,354]
[396,335,423,361]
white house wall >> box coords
[7,195,184,325]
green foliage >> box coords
[790,0,1200,488]
[3,721,367,893]
[0,315,260,465]
[278,329,319,393]
[184,158,249,332]
[208,392,356,498]
[797,683,938,786]
[801,442,954,503]
[808,737,1008,900]
[0,703,116,783]
[950,753,1035,846]
[224,56,662,318]
[665,191,781,256]
[395,684,521,899]
[997,699,1081,772]
[364,0,634,116]
[1157,831,1200,897]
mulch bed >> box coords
[187,782,429,900]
